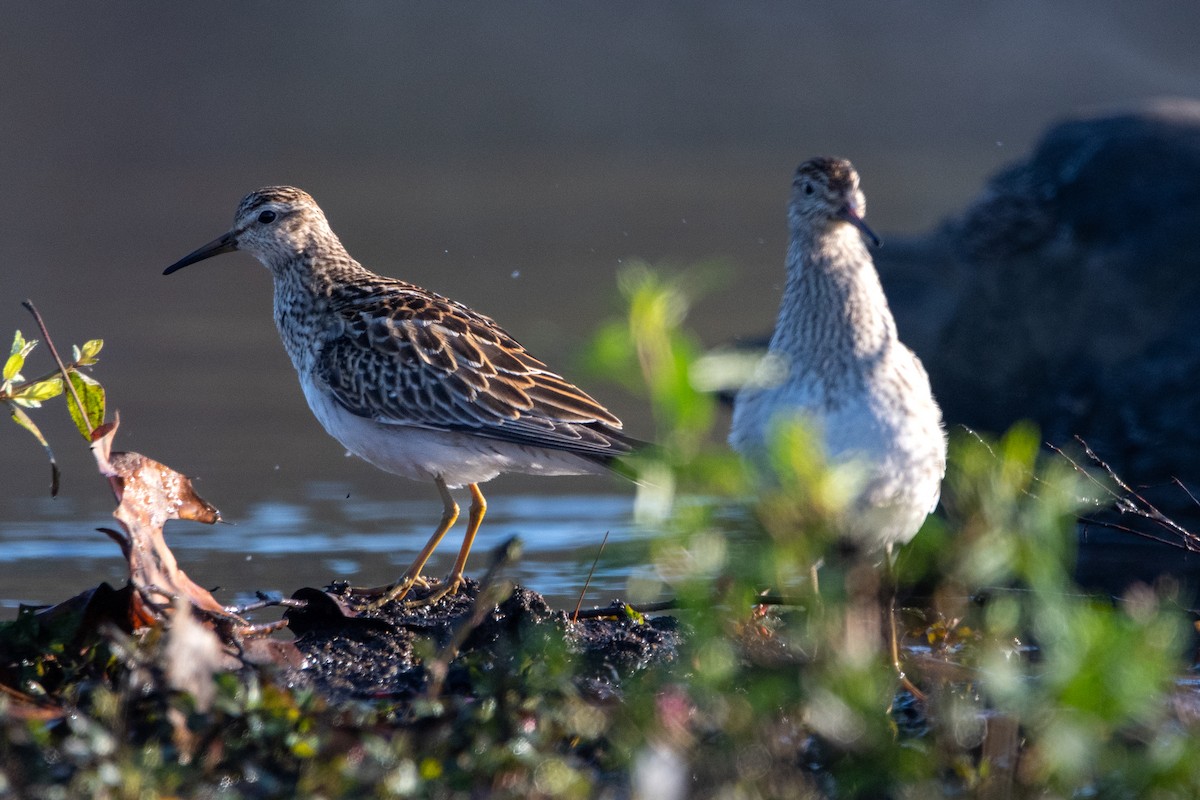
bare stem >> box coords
[573,530,610,623]
[21,300,93,437]
[1049,436,1200,552]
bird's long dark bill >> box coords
[163,231,238,275]
[837,207,882,248]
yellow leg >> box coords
[884,543,926,701]
[416,483,486,606]
[373,476,458,607]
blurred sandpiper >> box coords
[729,158,946,557]
[164,186,634,605]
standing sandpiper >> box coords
[729,158,946,556]
[164,186,634,605]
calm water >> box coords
[7,471,1200,616]
[0,484,648,613]
[1,4,1197,615]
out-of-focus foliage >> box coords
[585,263,719,454]
[3,273,1200,798]
[585,264,1200,798]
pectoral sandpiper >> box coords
[729,157,946,556]
[165,186,634,605]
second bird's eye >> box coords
[804,183,815,196]
[258,210,277,224]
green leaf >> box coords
[10,403,48,445]
[78,339,103,364]
[10,376,64,407]
[622,603,646,625]
[10,404,60,496]
[66,371,105,438]
[8,330,28,357]
[3,330,37,383]
[2,353,22,384]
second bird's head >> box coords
[164,186,333,275]
[788,157,881,248]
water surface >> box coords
[0,485,645,613]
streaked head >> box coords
[164,186,333,275]
[789,157,880,247]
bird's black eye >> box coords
[258,210,277,224]
[804,182,815,196]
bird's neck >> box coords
[769,225,898,383]
[268,230,366,373]
[271,228,364,291]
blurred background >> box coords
[2,2,1198,610]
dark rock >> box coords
[880,99,1200,515]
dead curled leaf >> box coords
[88,414,244,628]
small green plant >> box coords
[1,305,105,493]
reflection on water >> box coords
[0,487,645,614]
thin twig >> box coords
[227,595,309,615]
[1172,477,1200,508]
[571,599,679,620]
[1078,516,1200,553]
[964,423,1051,501]
[238,620,292,637]
[958,425,997,458]
[573,530,610,623]
[21,300,93,437]
[1055,436,1200,549]
[569,592,813,620]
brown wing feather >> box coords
[315,279,634,460]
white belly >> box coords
[730,363,945,551]
[299,374,604,488]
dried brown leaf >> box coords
[88,415,240,628]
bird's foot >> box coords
[364,574,431,610]
[403,573,465,608]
